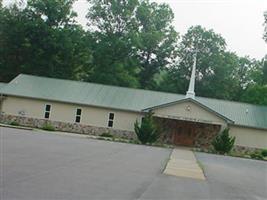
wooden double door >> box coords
[171,122,197,146]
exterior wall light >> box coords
[186,105,191,111]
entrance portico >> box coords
[143,98,232,148]
[155,117,221,148]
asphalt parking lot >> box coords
[1,127,267,200]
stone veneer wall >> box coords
[0,114,136,139]
[1,114,263,153]
[232,145,263,154]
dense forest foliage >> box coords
[0,0,266,105]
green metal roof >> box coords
[1,74,267,130]
[0,82,6,90]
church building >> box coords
[0,71,266,152]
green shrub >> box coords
[10,121,20,126]
[100,132,114,138]
[42,123,55,131]
[250,152,264,160]
[97,137,106,141]
[212,128,235,154]
[134,111,160,144]
[261,149,267,157]
[129,139,140,144]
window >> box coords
[44,104,51,119]
[108,113,114,127]
[75,108,82,123]
[109,113,114,120]
[108,120,113,127]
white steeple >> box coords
[186,52,197,99]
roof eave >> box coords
[229,123,267,131]
[142,97,234,124]
[2,93,143,114]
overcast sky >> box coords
[73,0,267,59]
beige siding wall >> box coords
[2,96,142,131]
[152,101,227,126]
[229,125,267,149]
[3,96,267,149]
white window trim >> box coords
[44,104,52,119]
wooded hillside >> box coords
[0,0,266,105]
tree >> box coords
[134,111,160,144]
[240,85,267,105]
[0,3,29,82]
[85,0,178,88]
[86,0,140,87]
[155,26,267,105]
[230,56,265,100]
[135,0,178,88]
[263,57,267,84]
[157,26,238,100]
[27,0,77,27]
[24,0,92,79]
[264,11,267,43]
[212,128,235,154]
[0,1,265,106]
[234,56,267,105]
[0,0,92,82]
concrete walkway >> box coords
[164,148,206,180]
